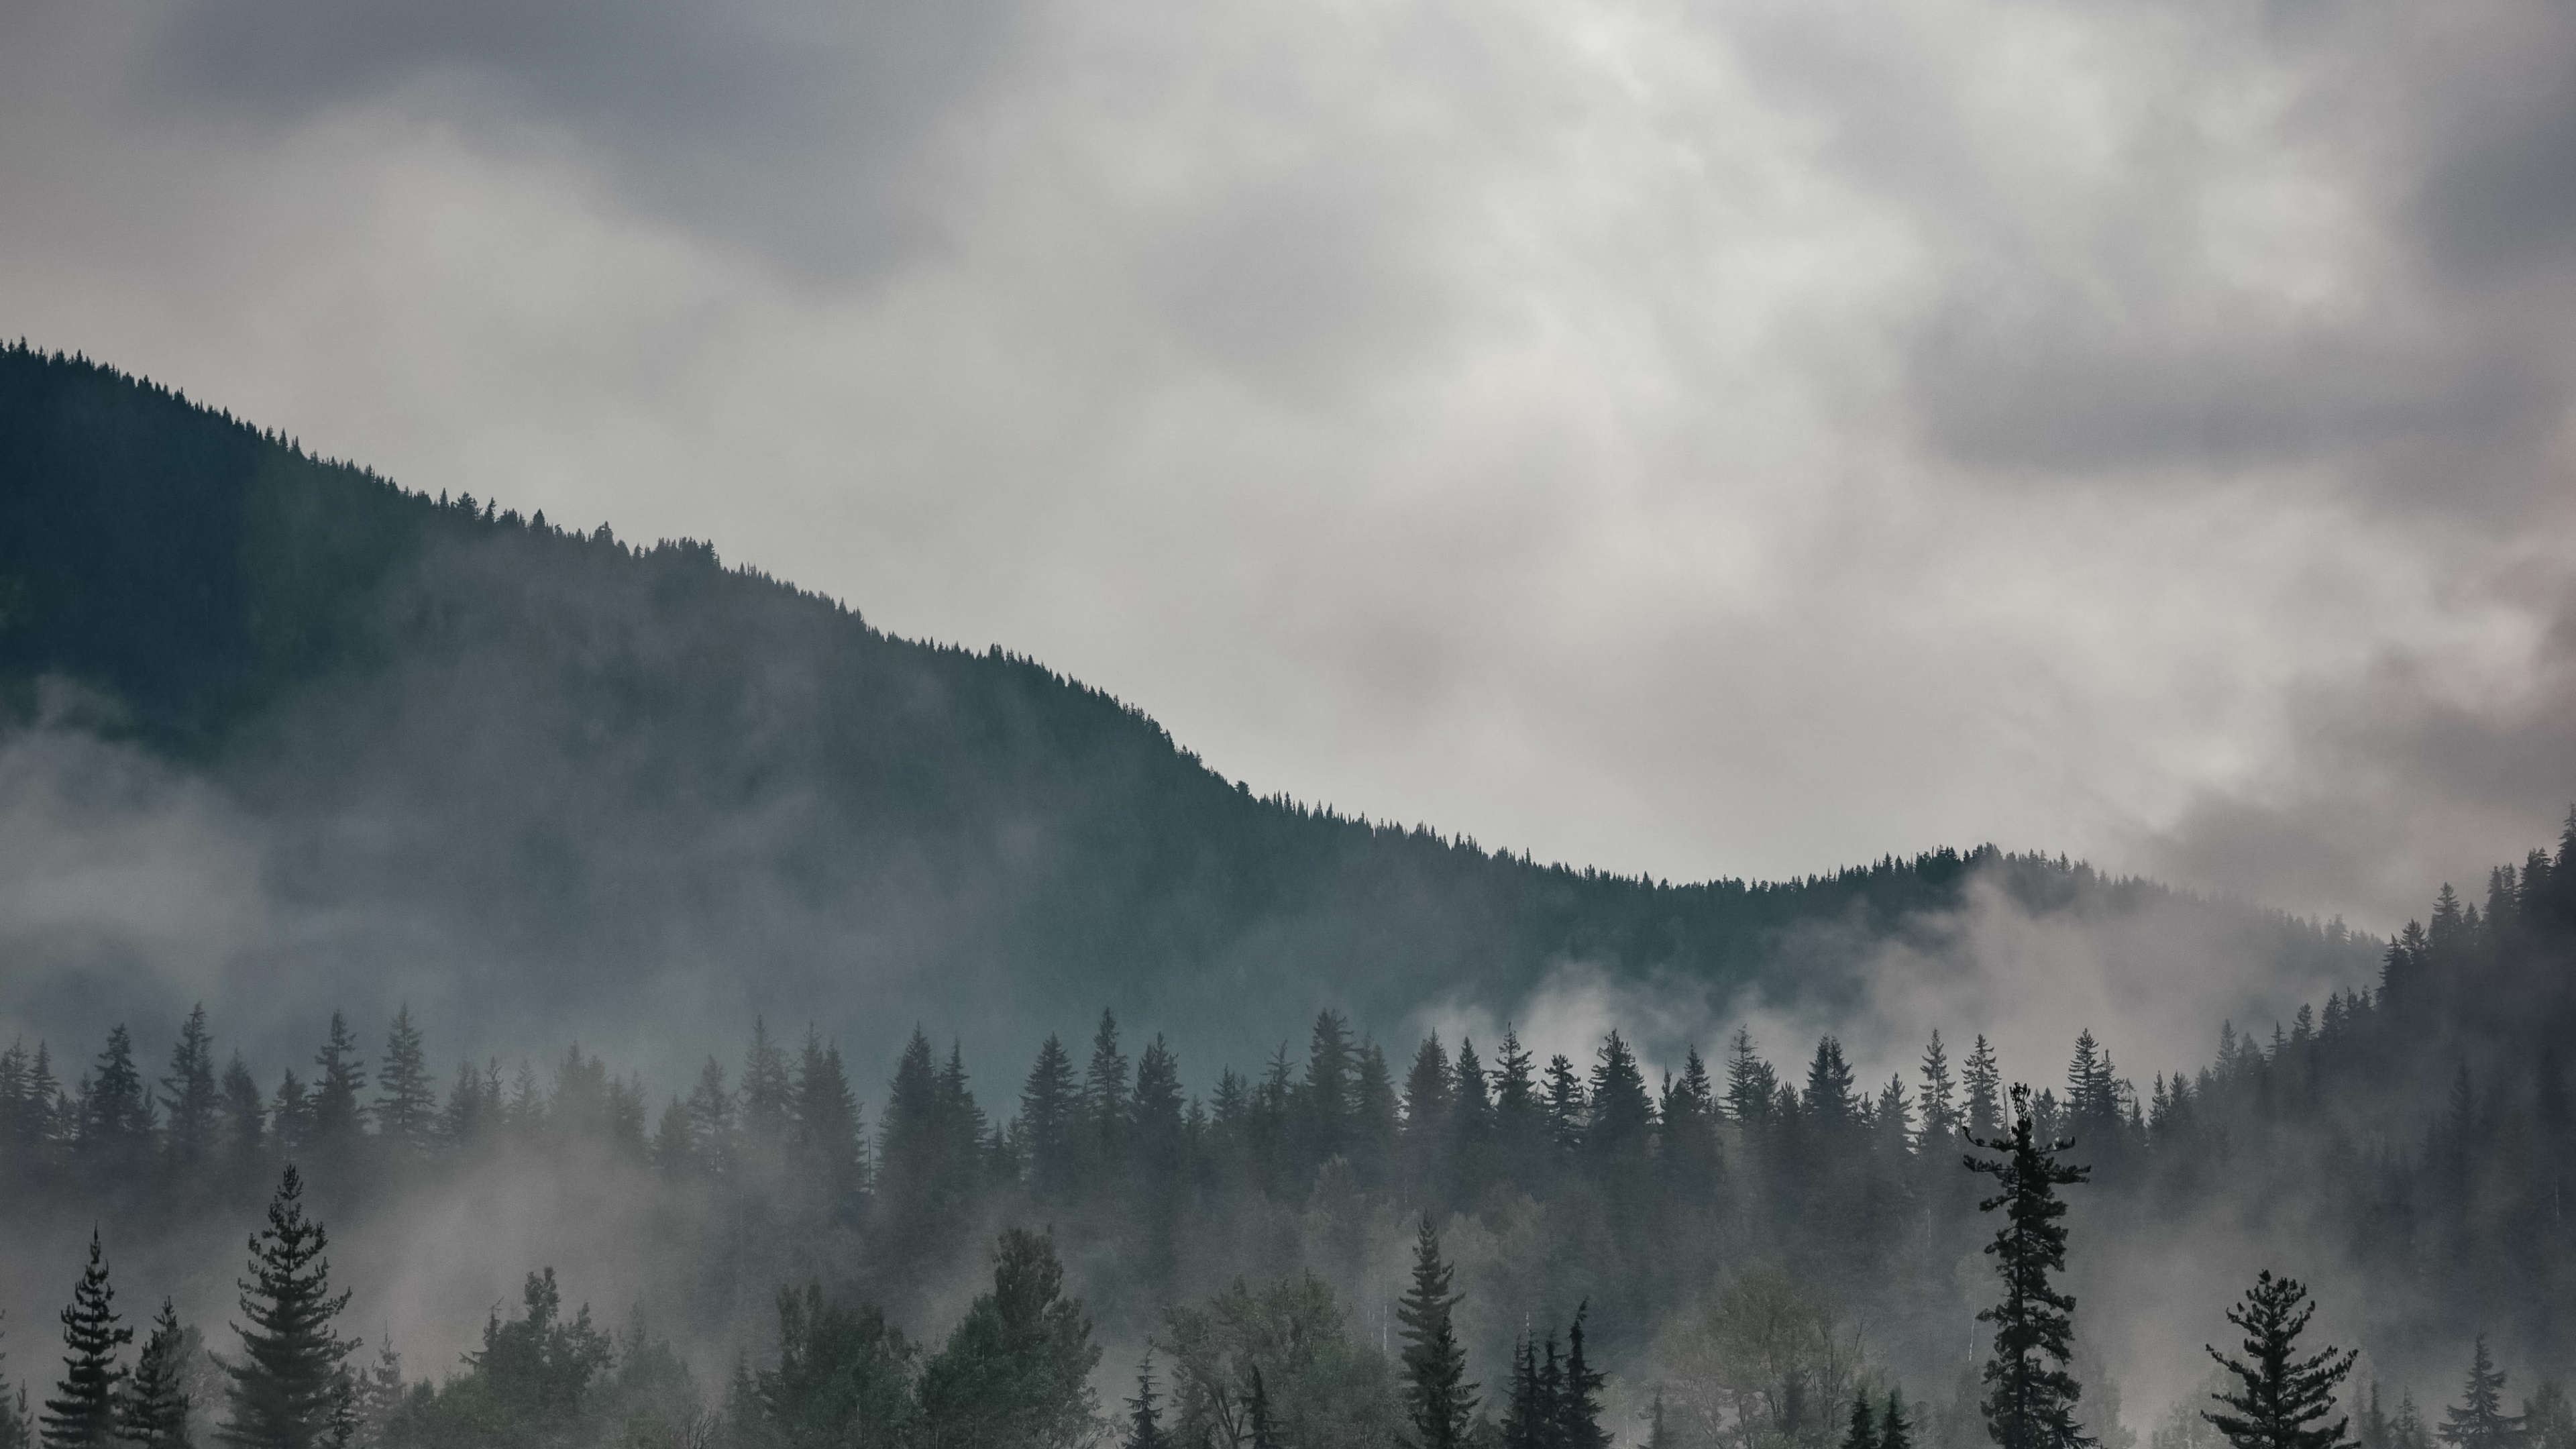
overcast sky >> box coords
[4,0,2571,932]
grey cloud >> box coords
[2143,579,2576,928]
[148,0,1032,274]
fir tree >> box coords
[914,1228,1098,1449]
[307,1016,368,1148]
[1019,1035,1080,1193]
[218,1055,264,1163]
[1886,1392,1915,1449]
[1542,1057,1586,1156]
[1963,1037,2004,1140]
[82,1028,151,1157]
[1725,1028,1778,1129]
[121,1300,193,1449]
[1123,1355,1170,1449]
[162,1007,220,1164]
[1920,1031,1959,1142]
[371,1009,435,1149]
[1557,1305,1607,1449]
[219,1166,358,1449]
[1968,1085,2090,1449]
[2437,1340,2526,1449]
[2201,1272,2356,1449]
[1397,1215,1476,1449]
[40,1232,131,1449]
[1847,1393,1883,1449]
[1501,1334,1549,1449]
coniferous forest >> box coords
[5,833,2576,1449]
[5,344,2576,1449]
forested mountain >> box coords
[0,341,2370,1083]
[2,838,2573,1449]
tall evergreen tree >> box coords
[1963,1037,2004,1141]
[306,1016,367,1149]
[217,1055,264,1163]
[1846,1393,1883,1449]
[121,1300,193,1449]
[1122,1355,1170,1449]
[2202,1273,2356,1449]
[741,1020,794,1150]
[1019,1036,1080,1193]
[1885,1392,1915,1449]
[1085,1012,1133,1173]
[1396,1216,1476,1449]
[1725,1028,1778,1129]
[1557,1304,1607,1449]
[2437,1340,2526,1449]
[161,1007,220,1164]
[1907,1036,1952,1144]
[914,1228,1098,1449]
[790,1031,863,1215]
[371,1009,435,1149]
[219,1166,358,1449]
[1968,1085,2090,1449]
[82,1028,151,1157]
[40,1232,130,1449]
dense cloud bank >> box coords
[4,0,2572,922]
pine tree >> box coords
[914,1228,1098,1449]
[1,1304,34,1449]
[82,1027,151,1159]
[1847,1392,1883,1449]
[1556,1305,1607,1449]
[121,1300,193,1449]
[1725,1028,1778,1130]
[162,1007,220,1165]
[1968,1084,2091,1449]
[1542,1057,1586,1157]
[1920,1032,1959,1143]
[306,1016,368,1148]
[218,1055,264,1163]
[2202,1273,2356,1449]
[1886,1392,1916,1449]
[371,1009,435,1149]
[1501,1335,1549,1449]
[220,1166,358,1449]
[40,1232,131,1449]
[2436,1340,2526,1449]
[790,1031,864,1216]
[1020,1035,1080,1193]
[1963,1037,2004,1141]
[741,1020,793,1150]
[1123,1355,1170,1449]
[684,1058,733,1174]
[1085,1010,1134,1173]
[1397,1215,1476,1449]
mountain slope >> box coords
[0,343,2370,1079]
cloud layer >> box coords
[4,0,2572,929]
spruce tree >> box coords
[1920,1032,1960,1142]
[2202,1272,2356,1449]
[1963,1037,2003,1140]
[1886,1392,1915,1449]
[162,1007,220,1165]
[82,1028,151,1159]
[1557,1305,1607,1449]
[220,1166,358,1449]
[1501,1335,1549,1449]
[40,1232,130,1449]
[122,1300,193,1449]
[1397,1215,1476,1449]
[306,1016,368,1148]
[1019,1035,1079,1192]
[371,1009,435,1149]
[2437,1340,2526,1449]
[1846,1393,1883,1449]
[1122,1355,1169,1449]
[1968,1085,2090,1449]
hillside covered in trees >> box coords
[3,830,2575,1449]
[0,342,2371,1083]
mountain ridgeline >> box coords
[0,341,2365,1078]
